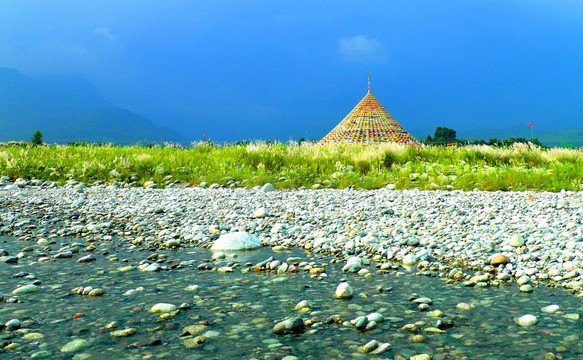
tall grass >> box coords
[0,142,581,191]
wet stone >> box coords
[110,328,137,337]
[182,336,206,349]
[60,338,89,353]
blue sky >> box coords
[1,1,582,142]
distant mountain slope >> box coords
[0,67,185,144]
[538,128,583,147]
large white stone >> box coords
[509,234,525,247]
[541,304,560,313]
[335,282,353,299]
[253,207,269,218]
[402,254,417,265]
[12,284,39,295]
[211,232,262,251]
[516,314,538,327]
[261,183,275,192]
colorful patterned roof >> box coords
[318,75,419,146]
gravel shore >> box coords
[2,180,583,295]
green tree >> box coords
[433,127,457,144]
[31,129,43,145]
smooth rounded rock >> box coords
[5,318,21,330]
[211,232,262,251]
[60,339,89,353]
[517,314,538,327]
[261,183,275,192]
[77,254,96,263]
[150,303,177,313]
[87,288,105,296]
[273,317,305,334]
[110,328,137,337]
[335,282,353,299]
[402,254,417,265]
[359,339,380,353]
[491,254,510,266]
[253,207,269,218]
[541,304,560,313]
[12,284,39,295]
[509,234,525,247]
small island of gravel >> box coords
[2,182,582,294]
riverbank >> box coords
[1,142,583,191]
[2,182,582,295]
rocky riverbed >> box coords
[1,179,583,359]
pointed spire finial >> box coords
[368,73,371,93]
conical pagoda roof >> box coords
[318,76,419,146]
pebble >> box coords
[141,263,161,272]
[541,304,560,314]
[490,254,510,266]
[150,303,177,313]
[60,338,89,353]
[211,251,226,260]
[272,317,305,334]
[294,300,312,312]
[165,239,181,248]
[253,207,269,218]
[517,275,530,285]
[366,312,384,323]
[402,254,417,265]
[12,284,39,295]
[563,313,580,320]
[87,288,105,296]
[509,234,525,247]
[456,303,472,310]
[410,355,431,360]
[359,339,380,353]
[182,336,207,348]
[335,282,353,299]
[77,254,96,263]
[517,314,538,327]
[261,183,275,192]
[5,318,21,330]
[110,328,137,337]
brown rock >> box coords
[491,254,510,266]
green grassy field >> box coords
[1,142,582,192]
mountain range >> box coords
[0,67,185,144]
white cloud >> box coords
[93,27,117,42]
[338,35,387,63]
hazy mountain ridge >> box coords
[0,68,185,144]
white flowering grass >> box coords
[0,142,581,191]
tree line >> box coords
[424,126,543,147]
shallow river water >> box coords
[1,236,583,360]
